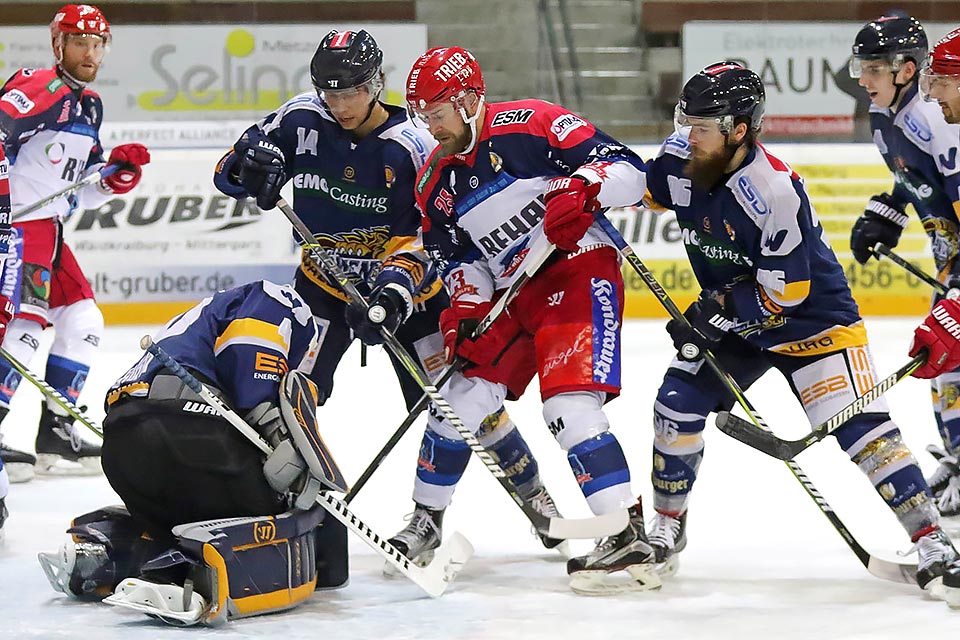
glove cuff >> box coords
[866,198,909,229]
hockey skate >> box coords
[34,404,101,476]
[566,502,661,595]
[647,511,687,578]
[908,527,959,594]
[384,505,444,577]
[0,440,36,483]
[105,578,208,627]
[926,444,958,498]
[943,561,960,608]
[523,485,571,558]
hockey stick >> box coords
[594,213,918,585]
[872,243,950,295]
[0,347,103,438]
[277,197,627,539]
[139,335,473,598]
[12,164,119,221]
[715,354,927,460]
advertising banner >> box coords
[0,23,427,122]
[683,22,957,137]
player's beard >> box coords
[684,142,738,191]
[437,127,472,157]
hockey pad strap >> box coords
[278,370,348,495]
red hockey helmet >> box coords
[406,47,484,112]
[920,27,960,103]
[50,4,112,54]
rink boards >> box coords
[63,136,932,324]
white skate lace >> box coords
[647,513,681,551]
[526,487,560,518]
[939,476,960,515]
[927,445,958,489]
[904,530,958,571]
[392,509,439,547]
[53,421,83,453]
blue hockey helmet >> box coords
[676,61,765,135]
[850,13,928,77]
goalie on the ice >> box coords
[37,280,349,626]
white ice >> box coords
[0,318,956,639]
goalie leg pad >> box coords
[139,506,330,625]
[37,505,166,599]
[276,370,347,500]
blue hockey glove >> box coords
[666,296,734,362]
[849,193,908,265]
[344,284,411,346]
[237,134,287,210]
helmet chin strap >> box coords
[457,94,485,155]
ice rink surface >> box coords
[0,317,957,639]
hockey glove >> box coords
[542,176,601,252]
[440,301,517,366]
[238,137,287,210]
[910,299,960,379]
[849,193,909,265]
[666,296,734,362]
[103,143,150,194]
[344,283,411,346]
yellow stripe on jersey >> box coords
[106,382,150,407]
[767,321,868,357]
[214,318,289,356]
[762,279,811,307]
[382,233,422,257]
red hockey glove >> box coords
[542,176,601,252]
[103,143,151,194]
[440,301,517,366]
[910,299,960,379]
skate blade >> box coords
[925,577,946,601]
[35,454,102,477]
[568,565,662,596]
[5,462,34,483]
[383,548,436,578]
[653,554,680,578]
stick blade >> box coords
[867,556,918,586]
[715,411,802,460]
[415,531,474,598]
[547,509,628,540]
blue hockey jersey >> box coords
[107,281,318,413]
[643,133,864,356]
[416,98,646,305]
[214,93,442,303]
[869,82,960,278]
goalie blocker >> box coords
[37,368,350,626]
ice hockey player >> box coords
[920,27,960,126]
[0,137,20,533]
[0,4,150,480]
[572,60,957,595]
[407,45,659,594]
[37,280,349,625]
[848,13,960,521]
[214,30,565,565]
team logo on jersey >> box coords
[45,142,65,164]
[736,175,769,215]
[491,108,535,127]
[550,113,586,142]
[1,90,34,114]
[469,175,479,188]
[384,165,395,187]
[702,217,711,233]
[343,166,355,181]
[489,152,503,173]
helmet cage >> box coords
[674,104,737,136]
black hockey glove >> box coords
[666,296,734,362]
[238,137,287,210]
[344,284,411,346]
[849,193,909,265]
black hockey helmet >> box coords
[850,13,928,76]
[310,29,383,93]
[676,61,765,134]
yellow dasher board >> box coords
[620,144,936,319]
